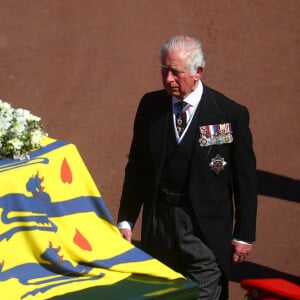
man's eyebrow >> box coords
[160,65,185,73]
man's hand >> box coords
[119,228,133,243]
[232,240,253,263]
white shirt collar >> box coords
[172,80,203,108]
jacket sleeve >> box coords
[231,105,257,242]
[117,96,149,228]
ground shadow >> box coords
[257,170,300,203]
[230,261,300,285]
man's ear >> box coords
[193,66,204,80]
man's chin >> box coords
[166,88,180,97]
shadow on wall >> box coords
[257,170,300,203]
[230,170,300,284]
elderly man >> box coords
[118,35,257,299]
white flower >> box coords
[0,99,47,159]
[0,113,13,130]
[31,129,43,145]
[9,138,23,150]
[0,99,11,111]
[11,121,26,135]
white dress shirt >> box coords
[173,81,203,143]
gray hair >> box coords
[160,35,205,75]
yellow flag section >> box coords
[0,138,183,300]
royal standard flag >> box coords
[0,138,183,300]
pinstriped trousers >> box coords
[146,200,228,300]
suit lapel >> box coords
[197,84,225,125]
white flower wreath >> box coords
[0,99,47,160]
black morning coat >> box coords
[118,83,257,277]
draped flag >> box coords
[0,138,183,300]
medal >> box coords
[209,154,227,174]
[199,123,233,147]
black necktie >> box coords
[175,101,187,136]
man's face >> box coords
[161,50,203,99]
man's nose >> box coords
[165,70,175,83]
